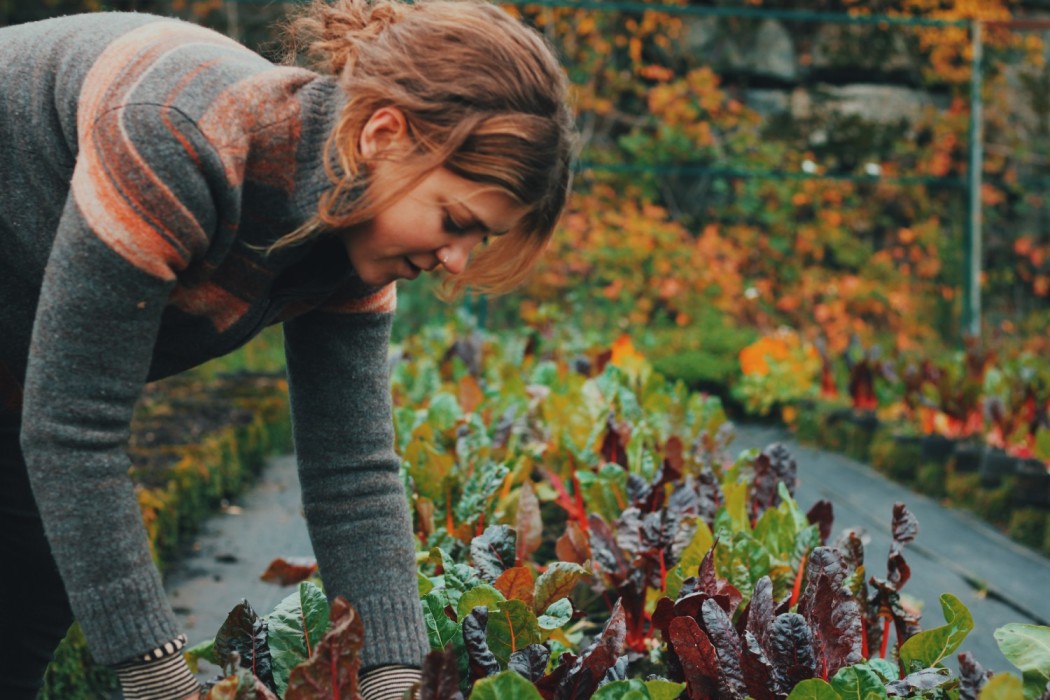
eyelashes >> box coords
[443,212,469,235]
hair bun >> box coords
[285,0,407,75]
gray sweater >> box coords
[0,13,428,670]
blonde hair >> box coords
[278,0,577,296]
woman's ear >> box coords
[359,106,410,159]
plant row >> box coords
[185,327,1050,700]
[731,329,1050,555]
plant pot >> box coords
[951,443,983,474]
[1012,458,1050,510]
[980,448,1018,488]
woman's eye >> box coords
[444,213,468,235]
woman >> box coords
[0,0,576,697]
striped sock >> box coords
[112,635,200,700]
[359,664,422,700]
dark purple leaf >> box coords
[806,500,834,545]
[745,577,776,655]
[768,613,817,694]
[701,599,747,699]
[696,547,743,614]
[285,597,365,700]
[471,525,517,583]
[213,599,276,693]
[957,651,991,700]
[588,514,629,582]
[508,644,551,682]
[549,599,627,700]
[419,646,465,700]
[750,444,798,520]
[651,597,677,641]
[798,547,864,675]
[668,615,719,700]
[535,651,575,700]
[891,503,919,546]
[443,335,482,377]
[600,415,630,468]
[626,473,652,509]
[463,607,501,683]
[741,632,776,700]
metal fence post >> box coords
[964,19,984,341]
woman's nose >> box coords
[438,237,482,275]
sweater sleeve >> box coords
[283,291,430,671]
[19,103,223,665]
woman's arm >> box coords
[283,294,430,674]
[19,103,222,693]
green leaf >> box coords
[457,584,506,622]
[533,561,588,614]
[576,463,630,524]
[830,665,888,700]
[643,679,688,700]
[899,594,973,670]
[592,680,651,700]
[428,392,463,432]
[265,582,331,696]
[418,570,434,596]
[455,461,510,526]
[421,589,470,684]
[994,624,1050,698]
[469,669,543,699]
[786,678,841,700]
[666,517,714,599]
[866,658,900,682]
[183,638,217,674]
[978,672,1025,700]
[486,599,542,667]
[537,598,573,631]
[422,589,462,651]
[722,481,750,532]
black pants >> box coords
[0,413,75,698]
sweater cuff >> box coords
[353,596,430,670]
[68,572,181,665]
[360,665,421,700]
[112,643,200,700]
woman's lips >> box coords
[404,257,421,279]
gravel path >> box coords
[165,423,1050,676]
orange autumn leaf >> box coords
[494,566,535,607]
[458,375,484,415]
[610,334,644,368]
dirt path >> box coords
[165,424,1050,676]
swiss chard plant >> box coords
[182,327,1050,699]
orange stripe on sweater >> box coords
[169,281,251,333]
[320,283,398,315]
[78,21,245,140]
[74,22,250,279]
[197,68,312,192]
[74,110,201,279]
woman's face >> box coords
[340,107,527,287]
[340,166,526,287]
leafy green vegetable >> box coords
[993,623,1050,699]
[264,582,330,696]
[469,669,543,699]
[898,594,973,671]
